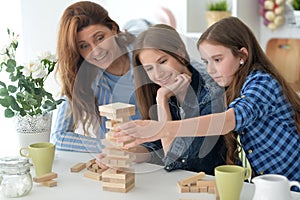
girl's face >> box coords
[76,24,118,70]
[138,49,191,87]
[198,41,240,87]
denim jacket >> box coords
[142,61,227,174]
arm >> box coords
[113,108,236,148]
[51,97,103,152]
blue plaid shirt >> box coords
[228,70,300,183]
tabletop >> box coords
[0,150,299,200]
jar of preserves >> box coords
[0,156,33,198]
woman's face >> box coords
[198,41,240,87]
[138,49,191,87]
[76,24,118,70]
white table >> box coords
[0,150,299,200]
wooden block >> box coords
[208,186,215,194]
[199,186,208,193]
[102,168,134,180]
[196,180,216,187]
[99,102,135,116]
[102,174,135,184]
[103,182,135,193]
[41,180,57,187]
[177,181,189,193]
[189,183,199,193]
[33,172,58,183]
[86,158,96,168]
[83,171,102,181]
[102,177,134,189]
[178,172,205,186]
[70,162,86,172]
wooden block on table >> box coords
[102,168,134,180]
[86,158,96,168]
[196,180,216,187]
[102,177,134,188]
[102,173,135,184]
[42,179,57,187]
[199,186,208,193]
[189,183,199,193]
[103,182,135,193]
[177,181,189,193]
[83,170,102,181]
[70,162,86,172]
[178,172,205,186]
[208,186,216,194]
[33,172,58,183]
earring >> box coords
[240,60,244,66]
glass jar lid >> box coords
[0,156,30,175]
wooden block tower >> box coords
[98,102,136,193]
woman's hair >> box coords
[56,1,133,135]
[132,24,190,119]
[197,17,300,165]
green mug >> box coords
[215,165,251,200]
[20,142,55,177]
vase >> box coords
[294,10,300,27]
[15,112,53,148]
[205,11,231,27]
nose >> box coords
[206,62,217,76]
[153,65,165,80]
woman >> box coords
[51,1,147,152]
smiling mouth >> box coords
[159,75,171,85]
[94,51,108,62]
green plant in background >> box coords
[0,29,63,118]
[293,0,300,10]
[207,0,228,11]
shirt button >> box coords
[166,166,170,170]
[259,171,264,175]
[248,149,253,154]
[181,159,186,163]
[242,131,245,135]
[241,95,246,98]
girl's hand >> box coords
[95,153,109,170]
[157,73,191,99]
[112,120,171,148]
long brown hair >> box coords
[197,17,300,165]
[132,24,190,119]
[56,1,133,135]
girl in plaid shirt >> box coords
[113,17,300,190]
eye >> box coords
[214,58,222,63]
[159,59,167,64]
[144,65,153,71]
[202,60,208,65]
[96,35,104,43]
[79,43,89,50]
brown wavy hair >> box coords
[132,24,190,119]
[56,1,133,135]
[197,17,300,165]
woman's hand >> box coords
[157,73,191,100]
[112,120,171,148]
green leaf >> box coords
[7,95,21,111]
[0,81,6,88]
[7,59,16,68]
[4,108,14,118]
[0,88,9,96]
[8,85,17,93]
[0,98,10,107]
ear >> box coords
[239,47,248,62]
[111,24,118,35]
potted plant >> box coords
[0,29,63,147]
[292,0,300,27]
[206,0,231,27]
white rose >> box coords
[22,60,47,79]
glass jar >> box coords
[0,156,33,198]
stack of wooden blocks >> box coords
[177,172,220,199]
[98,102,136,193]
